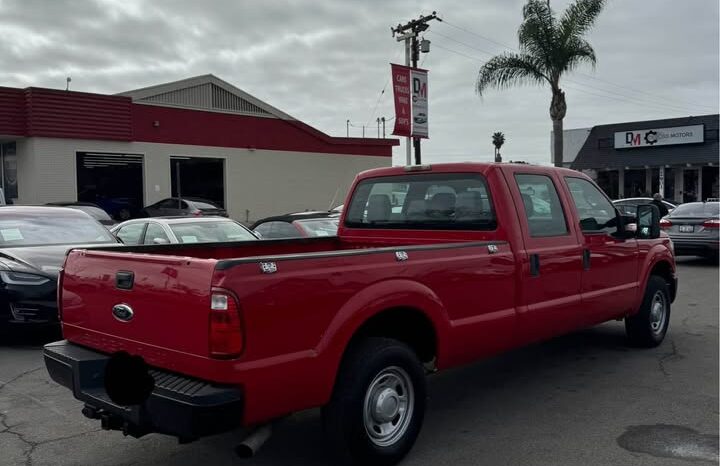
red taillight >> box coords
[209,291,243,358]
[703,218,720,229]
[193,210,203,216]
[660,219,672,229]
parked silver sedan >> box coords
[111,217,257,245]
[661,201,719,259]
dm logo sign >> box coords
[614,125,704,149]
[112,304,134,322]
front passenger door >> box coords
[563,177,639,323]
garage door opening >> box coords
[76,152,144,220]
[171,156,225,207]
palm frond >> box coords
[476,53,550,96]
[518,0,557,67]
[559,0,605,44]
[563,37,597,71]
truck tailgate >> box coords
[61,249,218,359]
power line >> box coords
[429,31,712,115]
[364,47,402,128]
[429,29,709,115]
[430,40,715,116]
[437,17,718,112]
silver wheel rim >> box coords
[363,366,414,447]
[649,290,667,335]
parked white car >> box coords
[111,217,257,245]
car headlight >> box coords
[0,271,51,286]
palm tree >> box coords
[492,131,505,163]
[476,0,605,167]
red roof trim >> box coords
[0,85,398,157]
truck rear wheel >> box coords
[625,275,670,347]
[323,337,426,466]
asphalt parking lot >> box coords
[1,257,718,466]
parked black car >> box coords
[251,211,340,239]
[140,198,227,218]
[0,206,119,328]
[45,202,116,226]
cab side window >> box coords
[565,177,617,232]
[514,174,569,237]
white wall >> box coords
[18,137,388,222]
[551,127,592,166]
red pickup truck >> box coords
[44,163,676,465]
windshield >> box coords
[296,218,339,237]
[670,202,720,217]
[0,212,115,247]
[169,221,256,243]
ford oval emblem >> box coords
[112,304,134,322]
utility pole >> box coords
[376,117,381,138]
[346,119,350,137]
[392,11,440,165]
[381,117,386,138]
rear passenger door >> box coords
[503,169,585,342]
[562,177,639,322]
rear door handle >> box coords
[583,249,591,270]
[530,254,540,277]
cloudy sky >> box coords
[1,0,718,165]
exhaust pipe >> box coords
[234,424,272,458]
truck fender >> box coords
[632,244,676,313]
[314,278,451,392]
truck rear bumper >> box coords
[43,340,244,441]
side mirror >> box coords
[636,204,660,239]
[152,237,170,245]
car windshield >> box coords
[169,221,256,243]
[670,202,720,217]
[0,212,116,247]
[295,218,339,237]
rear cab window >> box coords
[344,173,496,230]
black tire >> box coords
[323,337,426,466]
[625,275,671,347]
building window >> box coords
[0,142,18,203]
[170,156,225,208]
[76,152,144,221]
[597,170,619,199]
[624,169,647,198]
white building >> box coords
[0,75,397,221]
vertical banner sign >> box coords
[410,68,428,138]
[391,64,411,137]
[391,64,429,138]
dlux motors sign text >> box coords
[614,125,704,149]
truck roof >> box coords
[355,162,583,181]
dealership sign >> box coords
[614,125,704,149]
[391,64,428,138]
